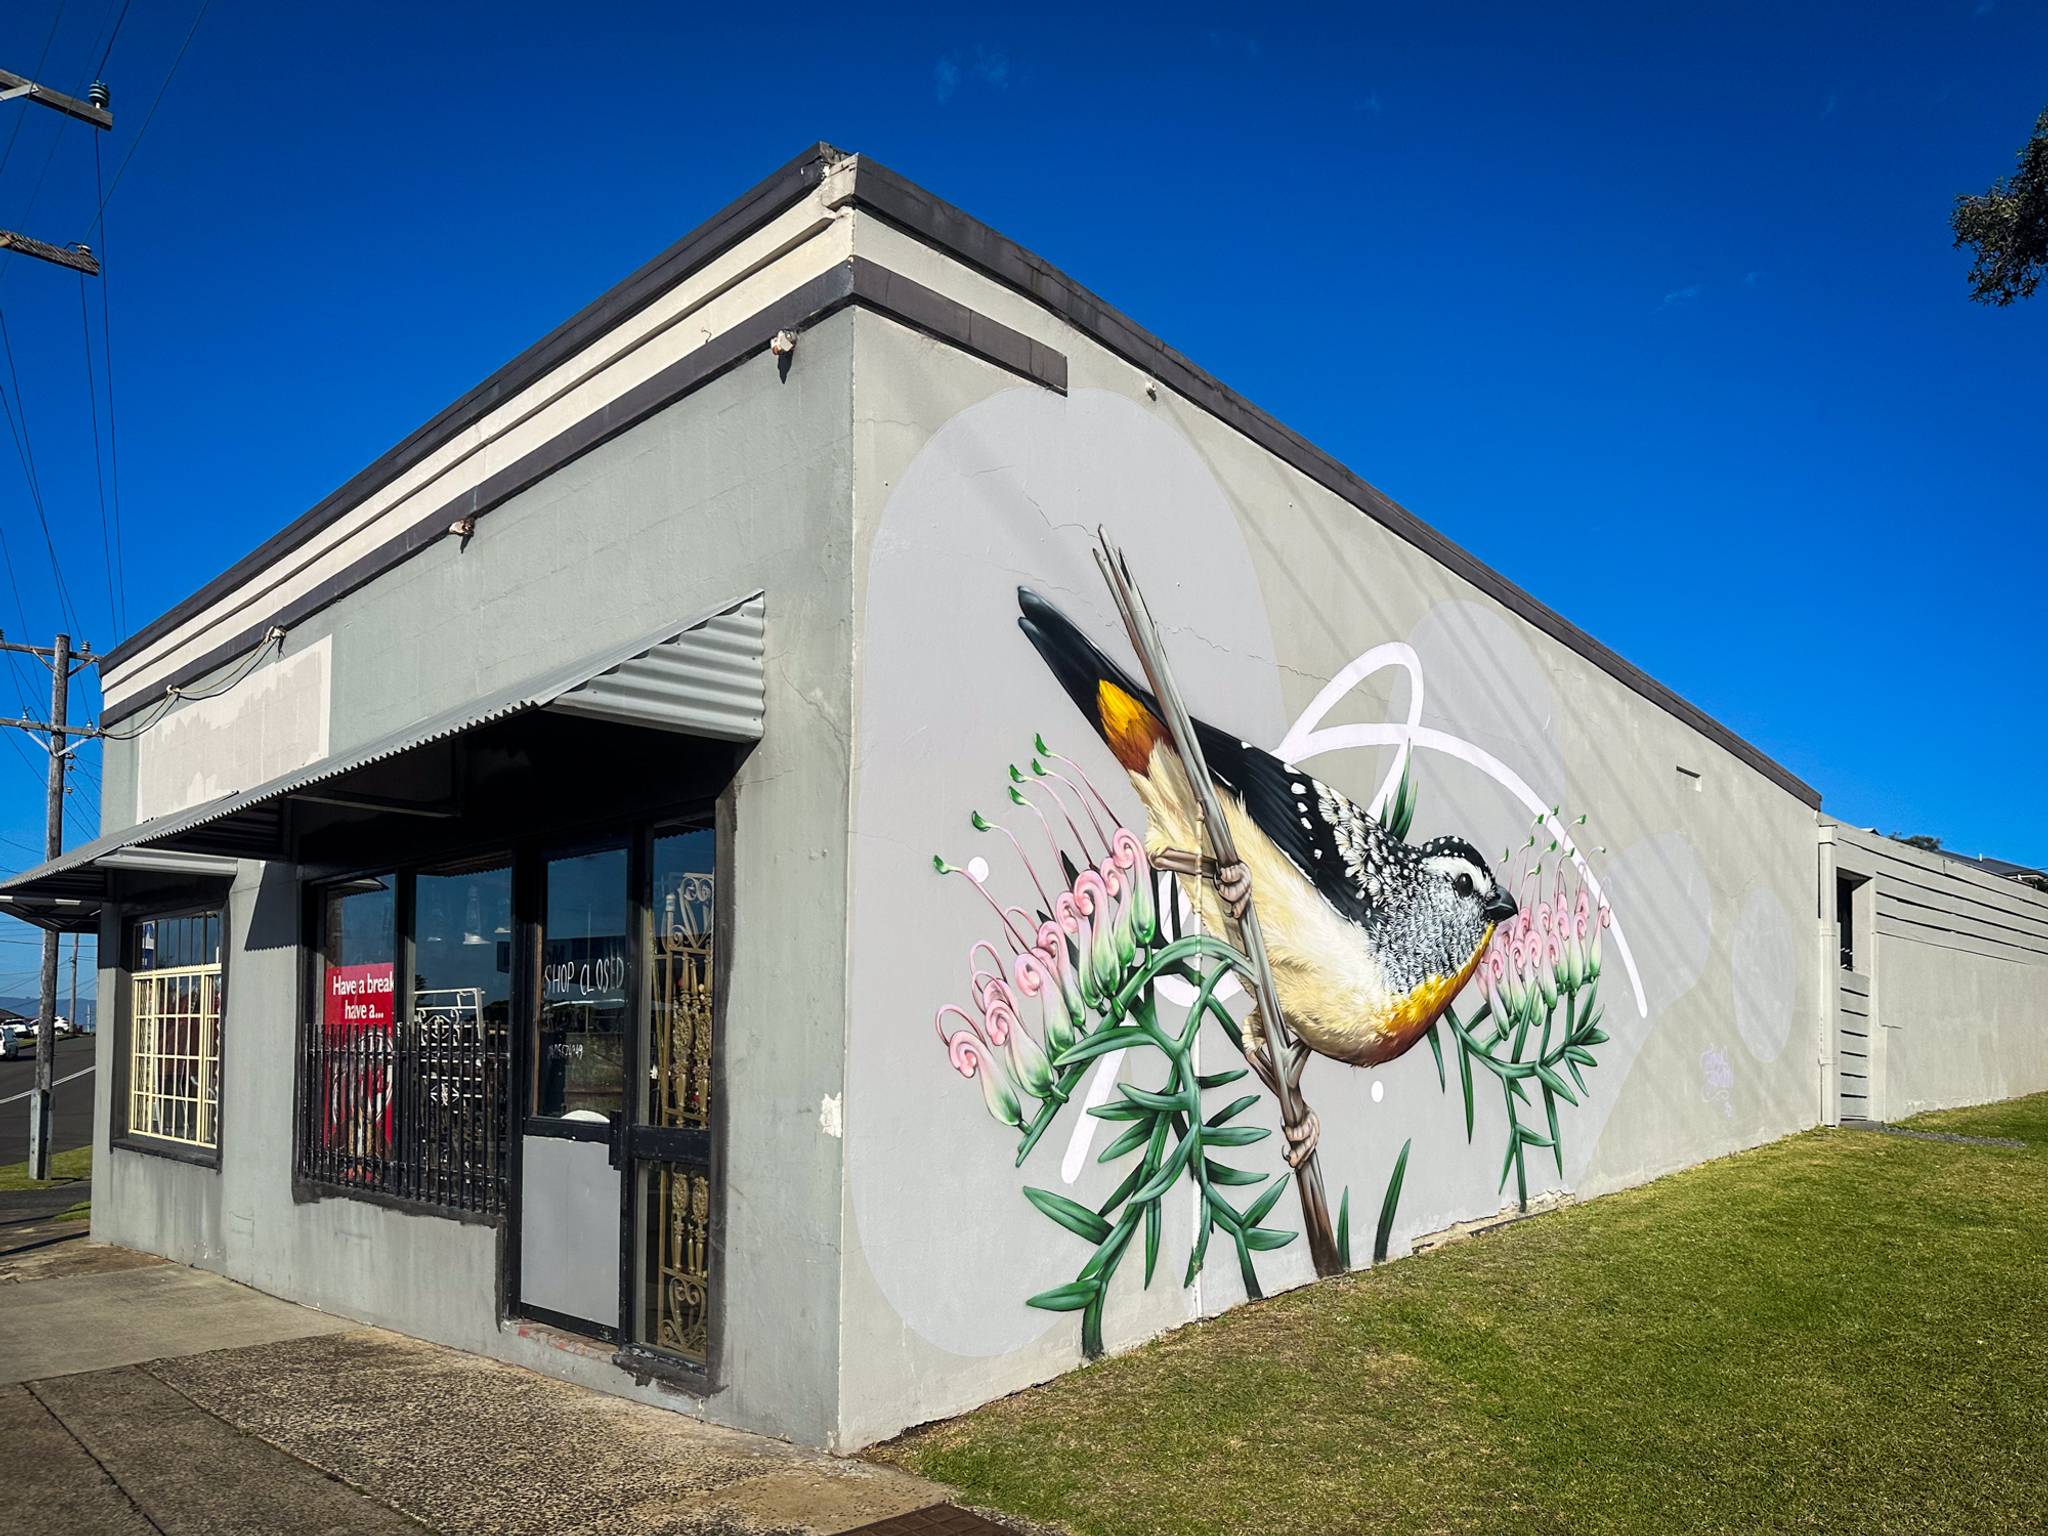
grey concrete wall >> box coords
[93,311,861,1446]
[837,259,1825,1446]
[1826,823,2048,1121]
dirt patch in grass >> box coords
[873,1095,2048,1535]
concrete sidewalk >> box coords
[0,1241,994,1535]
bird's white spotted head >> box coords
[1419,837,1520,929]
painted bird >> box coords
[1018,587,1518,1079]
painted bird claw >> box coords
[1218,860,1252,919]
[1283,1107,1320,1168]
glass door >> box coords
[627,824,719,1369]
[518,844,630,1336]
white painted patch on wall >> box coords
[134,636,332,821]
[820,1092,844,1138]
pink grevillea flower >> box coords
[1013,945,1080,1059]
[935,734,1167,1120]
[935,1005,1025,1127]
[1537,935,1562,1009]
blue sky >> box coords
[0,1,2043,995]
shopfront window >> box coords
[412,858,514,1208]
[305,877,398,1190]
[125,910,225,1152]
[534,846,629,1122]
[297,864,513,1216]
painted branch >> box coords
[1091,531,1344,1279]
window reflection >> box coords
[534,846,629,1121]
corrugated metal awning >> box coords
[0,593,765,931]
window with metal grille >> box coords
[127,912,224,1150]
[298,861,513,1217]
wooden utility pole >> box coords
[0,634,103,1177]
[2,60,115,1176]
[29,633,69,1180]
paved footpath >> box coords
[0,1237,1010,1535]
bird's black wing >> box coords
[1191,719,1409,929]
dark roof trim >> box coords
[103,142,1815,809]
[100,141,849,676]
[101,258,1064,721]
[842,156,1821,809]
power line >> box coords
[93,0,134,77]
[77,273,116,639]
[92,135,124,636]
[75,0,212,247]
[0,304,83,636]
[0,1,68,183]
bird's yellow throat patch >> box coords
[1376,923,1495,1062]
[1096,680,1162,773]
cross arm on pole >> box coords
[0,68,114,131]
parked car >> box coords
[0,1022,23,1060]
[52,1015,73,1039]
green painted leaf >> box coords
[1097,1162,1146,1218]
[1026,1279,1101,1312]
[1184,1205,1216,1286]
[1203,1160,1266,1186]
[1425,1022,1446,1090]
[1244,1175,1291,1229]
[1086,1100,1150,1121]
[1534,1064,1579,1105]
[1205,1094,1261,1128]
[1580,1026,1609,1046]
[1024,1187,1113,1244]
[1337,1185,1353,1269]
[1373,1138,1411,1265]
[1235,1228,1264,1300]
[1244,1226,1298,1251]
[1119,1082,1187,1112]
[1081,1292,1105,1358]
[1143,1196,1160,1286]
[1563,1045,1597,1067]
[1457,1034,1476,1141]
[1133,1134,1196,1202]
[1201,1125,1272,1148]
[1054,1028,1150,1067]
[1097,1120,1154,1164]
[1519,1125,1555,1149]
[1196,1067,1249,1090]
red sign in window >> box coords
[321,961,396,1173]
[324,962,395,1030]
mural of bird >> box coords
[1018,586,1518,1073]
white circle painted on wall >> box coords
[845,386,1285,1358]
[1732,885,1798,1063]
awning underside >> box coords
[0,593,765,931]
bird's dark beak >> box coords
[1483,888,1519,924]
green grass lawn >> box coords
[873,1093,2048,1535]
[0,1142,90,1190]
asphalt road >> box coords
[0,1035,96,1166]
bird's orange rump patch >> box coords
[1097,680,1163,773]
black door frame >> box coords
[499,800,727,1388]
